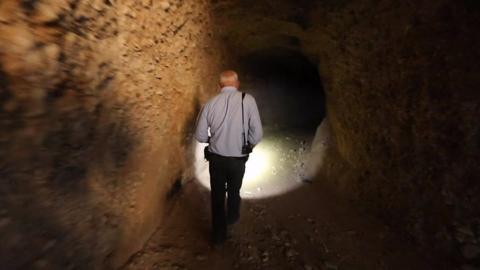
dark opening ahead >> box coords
[239,47,325,132]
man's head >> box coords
[219,70,240,89]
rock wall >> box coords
[1,0,479,267]
[0,0,223,269]
[314,0,480,261]
[212,0,480,263]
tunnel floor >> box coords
[122,173,443,270]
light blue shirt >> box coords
[195,87,263,157]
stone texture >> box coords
[312,1,480,262]
[0,0,224,269]
[1,0,479,268]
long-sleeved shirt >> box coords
[195,86,263,157]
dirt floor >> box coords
[122,175,452,270]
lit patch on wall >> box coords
[193,135,308,199]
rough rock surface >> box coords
[0,0,224,269]
[316,1,480,261]
[1,0,479,268]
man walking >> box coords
[195,70,263,244]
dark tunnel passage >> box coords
[194,47,328,199]
[192,47,331,199]
[0,0,479,269]
[239,47,326,132]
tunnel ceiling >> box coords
[212,0,323,59]
[211,0,357,71]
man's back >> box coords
[195,86,262,157]
[194,70,262,245]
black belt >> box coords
[209,151,248,161]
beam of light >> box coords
[193,135,309,199]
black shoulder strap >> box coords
[242,93,247,145]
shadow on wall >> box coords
[181,86,203,149]
[0,55,139,270]
[0,1,151,268]
[178,86,204,186]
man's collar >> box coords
[221,86,238,92]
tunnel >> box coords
[195,47,326,199]
[239,47,325,131]
[0,0,479,269]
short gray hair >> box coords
[220,70,239,86]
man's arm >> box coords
[247,95,263,145]
[194,104,210,143]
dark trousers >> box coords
[208,153,246,241]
